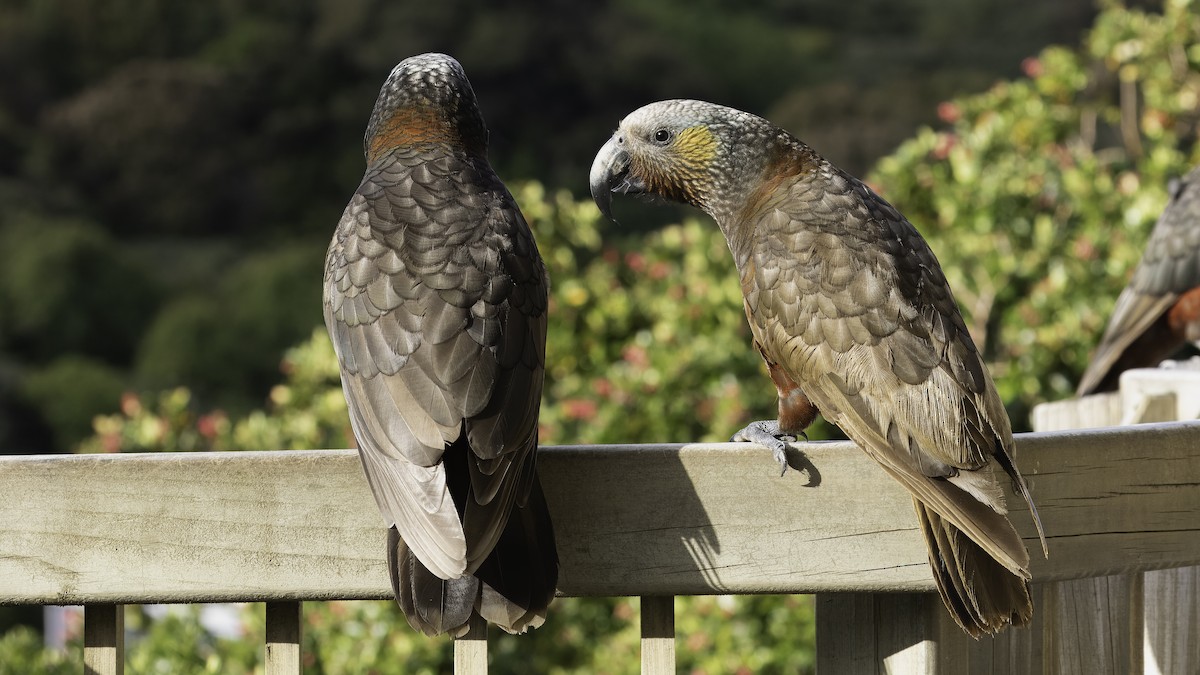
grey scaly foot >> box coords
[731,420,803,476]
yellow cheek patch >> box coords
[636,124,719,208]
[674,125,718,169]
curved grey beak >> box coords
[589,135,634,223]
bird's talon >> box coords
[773,445,789,477]
[731,420,795,475]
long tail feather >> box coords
[389,527,478,637]
[914,498,1033,638]
[474,475,559,633]
[388,473,558,636]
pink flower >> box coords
[937,101,960,124]
[562,399,598,421]
[120,392,142,417]
[623,344,650,368]
[932,133,957,160]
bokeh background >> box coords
[2,0,1199,672]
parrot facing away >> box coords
[1077,167,1200,396]
[323,53,557,637]
[590,99,1047,638]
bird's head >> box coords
[589,99,779,222]
[364,53,488,164]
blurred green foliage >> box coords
[21,355,125,450]
[0,215,160,364]
[871,0,1200,425]
[124,606,262,675]
[135,244,323,412]
[0,0,1095,454]
[0,597,813,674]
[0,213,160,450]
[0,626,76,675]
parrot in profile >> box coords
[590,99,1047,637]
[323,53,557,637]
[1078,167,1200,395]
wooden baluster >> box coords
[84,603,124,675]
[455,613,488,674]
[265,601,303,675]
[641,595,675,675]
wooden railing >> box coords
[2,419,1200,674]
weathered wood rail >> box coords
[1031,368,1200,675]
[2,415,1199,673]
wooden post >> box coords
[817,591,1048,674]
[454,613,487,674]
[84,603,123,675]
[1042,575,1140,673]
[1129,573,1145,673]
[640,595,675,675]
[265,601,302,675]
[816,593,945,675]
[1035,395,1146,675]
[1144,567,1200,674]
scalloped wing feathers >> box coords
[324,141,554,635]
[741,163,1044,636]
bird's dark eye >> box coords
[653,128,672,144]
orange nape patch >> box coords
[1167,286,1200,341]
[740,147,812,223]
[367,106,457,161]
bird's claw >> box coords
[731,420,800,476]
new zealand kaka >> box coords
[591,99,1047,637]
[1078,167,1200,395]
[324,53,557,637]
